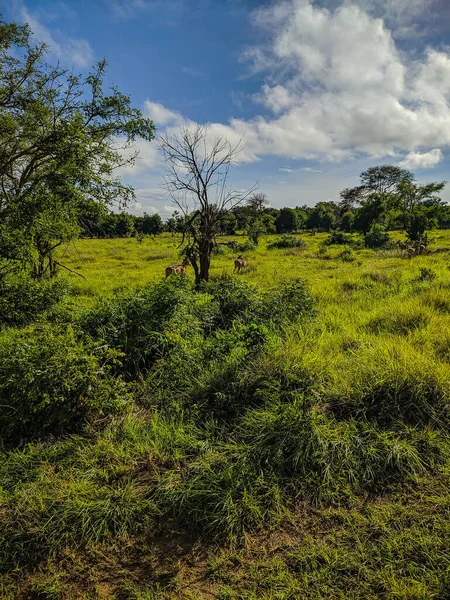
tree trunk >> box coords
[198,238,213,288]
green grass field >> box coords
[2,231,450,599]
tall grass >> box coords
[3,231,450,597]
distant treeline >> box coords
[80,198,450,239]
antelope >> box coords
[234,254,248,274]
[165,257,191,277]
[416,244,426,255]
[396,240,409,252]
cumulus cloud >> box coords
[19,5,94,67]
[399,149,443,169]
[146,0,449,166]
[116,138,161,175]
[144,101,184,127]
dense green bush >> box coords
[324,230,356,246]
[364,224,392,249]
[0,326,130,444]
[0,274,69,327]
[236,239,256,252]
[79,277,196,377]
[268,235,307,249]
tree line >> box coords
[87,167,450,243]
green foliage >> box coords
[324,230,355,246]
[0,326,130,444]
[275,207,302,233]
[79,277,196,377]
[0,16,155,278]
[418,267,437,282]
[268,234,307,249]
[364,223,391,248]
[0,274,68,327]
[236,239,256,252]
[3,231,450,597]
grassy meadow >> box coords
[2,231,450,599]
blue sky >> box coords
[3,0,450,215]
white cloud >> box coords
[145,0,450,167]
[19,5,93,67]
[117,138,161,175]
[399,149,443,169]
[144,101,184,126]
[120,0,450,191]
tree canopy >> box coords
[0,17,155,278]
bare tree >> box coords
[246,192,268,214]
[160,124,255,287]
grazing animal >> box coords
[407,247,416,258]
[165,258,191,277]
[396,240,409,252]
[416,244,426,255]
[234,254,248,274]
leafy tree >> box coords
[306,202,337,231]
[340,211,354,232]
[136,213,163,235]
[0,18,155,278]
[343,165,447,240]
[218,211,238,236]
[165,211,185,236]
[246,193,269,244]
[275,208,299,233]
[394,180,447,242]
[341,166,414,234]
[115,212,136,237]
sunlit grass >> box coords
[3,230,450,598]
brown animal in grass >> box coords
[396,240,409,252]
[165,257,191,277]
[234,254,248,274]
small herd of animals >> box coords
[165,240,431,277]
[165,254,248,277]
[395,240,427,257]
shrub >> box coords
[0,326,130,444]
[268,235,307,250]
[417,267,437,282]
[324,230,355,246]
[364,224,391,249]
[338,248,355,262]
[265,278,316,326]
[0,274,68,327]
[79,277,196,377]
[201,276,262,330]
[236,239,256,252]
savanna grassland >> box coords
[2,231,450,599]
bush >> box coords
[417,267,437,282]
[338,248,355,262]
[236,239,256,252]
[324,231,355,246]
[0,326,130,444]
[268,235,307,250]
[201,276,262,330]
[265,278,316,325]
[147,278,316,418]
[79,277,196,377]
[364,224,391,249]
[0,275,68,327]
